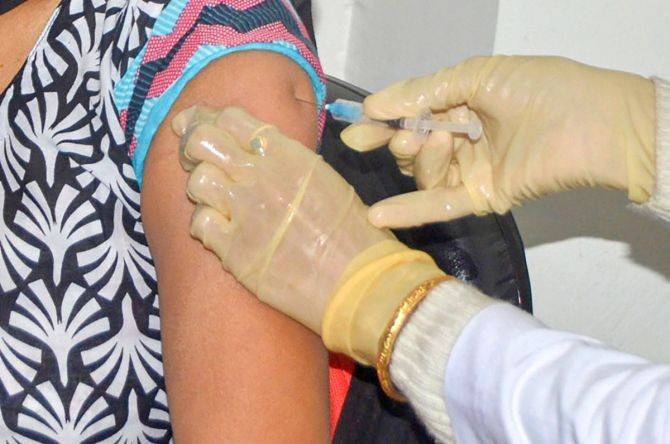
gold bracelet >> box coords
[376,274,453,402]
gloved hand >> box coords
[342,56,656,228]
[172,106,447,366]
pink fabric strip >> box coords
[144,0,270,63]
[146,22,320,99]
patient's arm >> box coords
[141,51,329,443]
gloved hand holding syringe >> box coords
[326,98,483,140]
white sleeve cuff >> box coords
[389,279,499,443]
[636,76,670,222]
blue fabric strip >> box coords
[113,0,325,188]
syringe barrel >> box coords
[326,99,364,124]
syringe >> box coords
[326,98,483,140]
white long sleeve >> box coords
[389,76,670,443]
[639,77,670,220]
[445,304,670,443]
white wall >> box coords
[313,0,499,91]
[311,0,354,81]
[313,0,670,362]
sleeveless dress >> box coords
[0,0,324,441]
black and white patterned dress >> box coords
[0,0,324,441]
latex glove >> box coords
[172,106,446,365]
[342,56,656,228]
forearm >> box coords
[141,52,328,442]
[391,279,670,444]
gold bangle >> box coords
[376,274,453,402]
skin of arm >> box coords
[141,51,329,443]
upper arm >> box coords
[140,51,329,442]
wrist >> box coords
[388,279,498,441]
[321,240,446,366]
[376,274,452,401]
